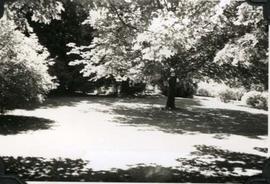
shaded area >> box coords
[254,147,268,153]
[40,96,117,109]
[0,115,54,135]
[39,96,163,110]
[1,146,267,182]
[177,145,266,177]
[110,104,267,138]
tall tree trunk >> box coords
[166,76,176,109]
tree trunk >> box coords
[166,76,176,110]
[112,81,119,97]
[120,78,130,96]
[0,0,4,19]
[0,106,4,115]
[0,157,4,175]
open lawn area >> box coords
[0,96,268,182]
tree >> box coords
[213,2,268,90]
[28,0,94,94]
[0,17,56,113]
[69,0,216,106]
[69,0,268,109]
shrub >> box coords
[176,80,197,98]
[218,89,236,103]
[196,88,213,97]
[195,81,222,97]
[241,91,268,110]
[0,19,56,113]
[0,59,56,113]
[218,88,246,103]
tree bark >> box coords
[0,157,4,175]
[0,106,4,115]
[120,78,130,96]
[0,0,4,19]
[166,76,176,110]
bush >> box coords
[218,90,237,103]
[195,81,221,97]
[218,88,246,103]
[241,91,268,110]
[0,60,56,113]
[176,80,197,98]
[196,88,213,97]
[0,19,56,113]
[119,80,146,97]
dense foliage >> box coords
[29,0,94,94]
[68,0,268,106]
[0,19,56,113]
[0,1,61,112]
[242,91,268,110]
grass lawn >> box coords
[0,96,268,182]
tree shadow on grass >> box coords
[16,96,267,138]
[110,104,267,139]
[39,96,118,109]
[1,146,267,182]
[0,115,54,135]
[47,96,266,139]
[177,145,267,177]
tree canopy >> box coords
[69,0,268,90]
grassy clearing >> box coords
[0,96,268,182]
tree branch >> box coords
[106,0,138,31]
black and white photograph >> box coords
[0,0,269,183]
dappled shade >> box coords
[0,115,54,135]
[1,96,266,182]
[110,101,267,139]
[40,96,267,138]
[40,96,116,109]
[1,145,267,182]
[177,145,266,177]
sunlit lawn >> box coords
[0,96,268,182]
